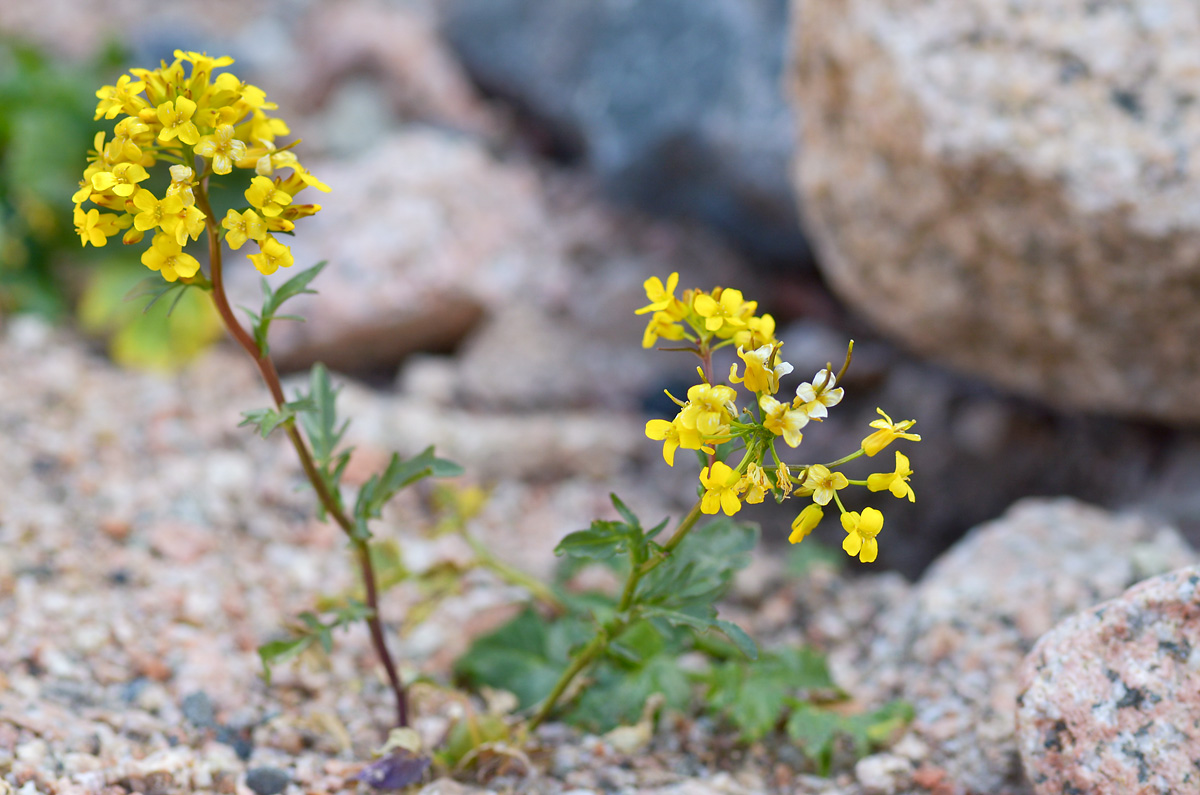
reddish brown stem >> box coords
[196,180,408,729]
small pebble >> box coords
[245,766,292,795]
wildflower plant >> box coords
[457,277,922,742]
[76,52,921,780]
[637,273,921,563]
[75,52,464,737]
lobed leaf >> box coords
[249,261,326,356]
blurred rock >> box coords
[232,128,750,404]
[790,0,1200,423]
[1017,565,1200,794]
[438,0,809,264]
[851,499,1195,795]
[286,1,497,140]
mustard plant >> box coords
[73,51,463,734]
[507,274,923,729]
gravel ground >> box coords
[0,317,937,794]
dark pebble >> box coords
[181,691,217,728]
[245,766,291,795]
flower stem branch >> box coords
[198,182,410,730]
[526,497,704,729]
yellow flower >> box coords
[94,74,146,120]
[730,344,793,395]
[642,310,687,349]
[156,97,201,145]
[166,203,207,246]
[759,395,808,448]
[867,451,915,502]
[700,461,743,516]
[141,233,200,282]
[738,462,772,505]
[73,206,125,247]
[861,408,921,457]
[679,383,737,436]
[645,417,710,466]
[166,165,197,206]
[245,176,292,217]
[692,287,750,333]
[131,189,184,233]
[90,162,149,198]
[194,124,247,175]
[841,507,884,563]
[221,209,267,250]
[248,235,294,275]
[733,313,776,350]
[802,464,848,507]
[104,116,151,162]
[636,272,680,315]
[793,369,845,420]
[789,504,823,544]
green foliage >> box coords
[704,647,838,741]
[239,398,317,439]
[77,262,224,370]
[242,261,326,356]
[634,517,758,659]
[258,600,373,684]
[354,447,464,540]
[0,39,121,317]
[786,700,915,776]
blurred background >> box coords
[5,0,1200,578]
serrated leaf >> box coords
[299,362,346,466]
[637,518,757,611]
[250,261,326,356]
[352,447,463,539]
[610,493,640,529]
[555,520,635,561]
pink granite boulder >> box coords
[1017,565,1200,793]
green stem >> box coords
[823,448,866,468]
[528,634,607,730]
[197,181,410,730]
[527,498,705,729]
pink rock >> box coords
[1017,565,1200,794]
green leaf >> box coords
[555,520,636,561]
[610,493,640,529]
[786,703,842,775]
[257,636,315,685]
[637,518,757,609]
[298,362,347,466]
[249,261,326,356]
[704,646,837,742]
[841,700,915,755]
[454,608,588,709]
[238,397,314,439]
[714,620,758,661]
[353,447,463,540]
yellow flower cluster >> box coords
[639,273,922,564]
[73,51,329,280]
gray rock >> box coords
[853,499,1196,794]
[1017,565,1200,794]
[790,0,1200,423]
[438,0,809,263]
[244,766,291,795]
